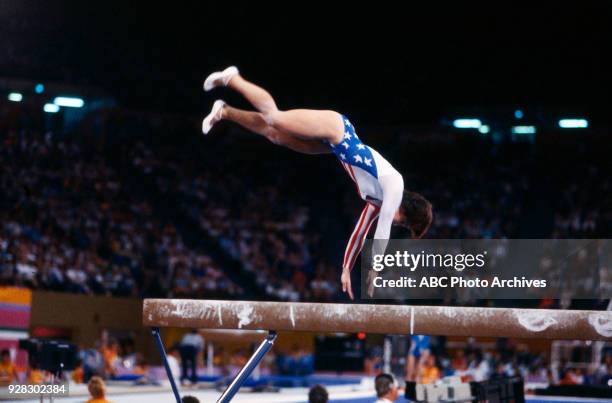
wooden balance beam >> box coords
[143,299,612,402]
[143,299,612,341]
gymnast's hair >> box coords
[401,190,433,239]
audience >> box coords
[1,101,609,304]
[1,102,610,394]
[86,376,111,403]
[402,344,612,388]
[308,384,329,403]
[0,349,18,386]
[375,373,399,403]
[0,113,242,299]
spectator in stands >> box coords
[179,329,203,385]
[451,350,467,373]
[80,343,104,382]
[0,349,18,386]
[26,363,45,384]
[72,359,84,383]
[364,345,384,376]
[491,361,509,380]
[308,384,329,403]
[374,373,399,403]
[418,354,440,385]
[86,376,111,403]
[102,339,120,378]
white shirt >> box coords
[180,333,204,351]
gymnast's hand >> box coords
[341,268,354,300]
[366,269,376,298]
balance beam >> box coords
[143,299,612,341]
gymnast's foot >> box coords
[203,66,239,91]
[202,99,226,134]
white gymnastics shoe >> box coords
[202,100,226,134]
[203,66,239,91]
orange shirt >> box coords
[27,369,45,384]
[87,399,112,403]
[102,347,119,374]
[72,366,84,384]
[0,362,17,385]
[420,365,440,384]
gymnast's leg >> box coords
[221,104,330,155]
[204,67,345,145]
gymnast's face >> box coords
[393,207,407,224]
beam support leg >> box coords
[217,331,277,403]
[152,327,182,403]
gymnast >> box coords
[201,66,432,299]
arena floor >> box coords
[4,383,611,403]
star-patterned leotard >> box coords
[330,115,405,272]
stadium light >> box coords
[559,119,588,129]
[8,92,23,102]
[35,83,45,94]
[43,103,60,113]
[53,96,84,108]
[478,125,490,134]
[453,119,482,129]
[511,125,536,134]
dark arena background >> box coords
[0,2,611,402]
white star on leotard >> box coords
[342,142,349,149]
[356,143,365,150]
[364,157,372,166]
[344,132,352,140]
[340,153,346,160]
[354,154,363,163]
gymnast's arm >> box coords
[371,174,405,258]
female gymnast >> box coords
[201,66,432,299]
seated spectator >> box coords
[451,349,467,373]
[375,373,399,403]
[72,359,84,384]
[26,364,45,384]
[0,349,18,386]
[80,343,104,382]
[86,376,111,403]
[308,384,328,403]
[102,339,120,378]
[419,354,440,385]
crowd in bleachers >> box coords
[1,102,610,303]
[424,340,612,388]
[0,106,243,298]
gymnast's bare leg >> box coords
[202,67,345,154]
